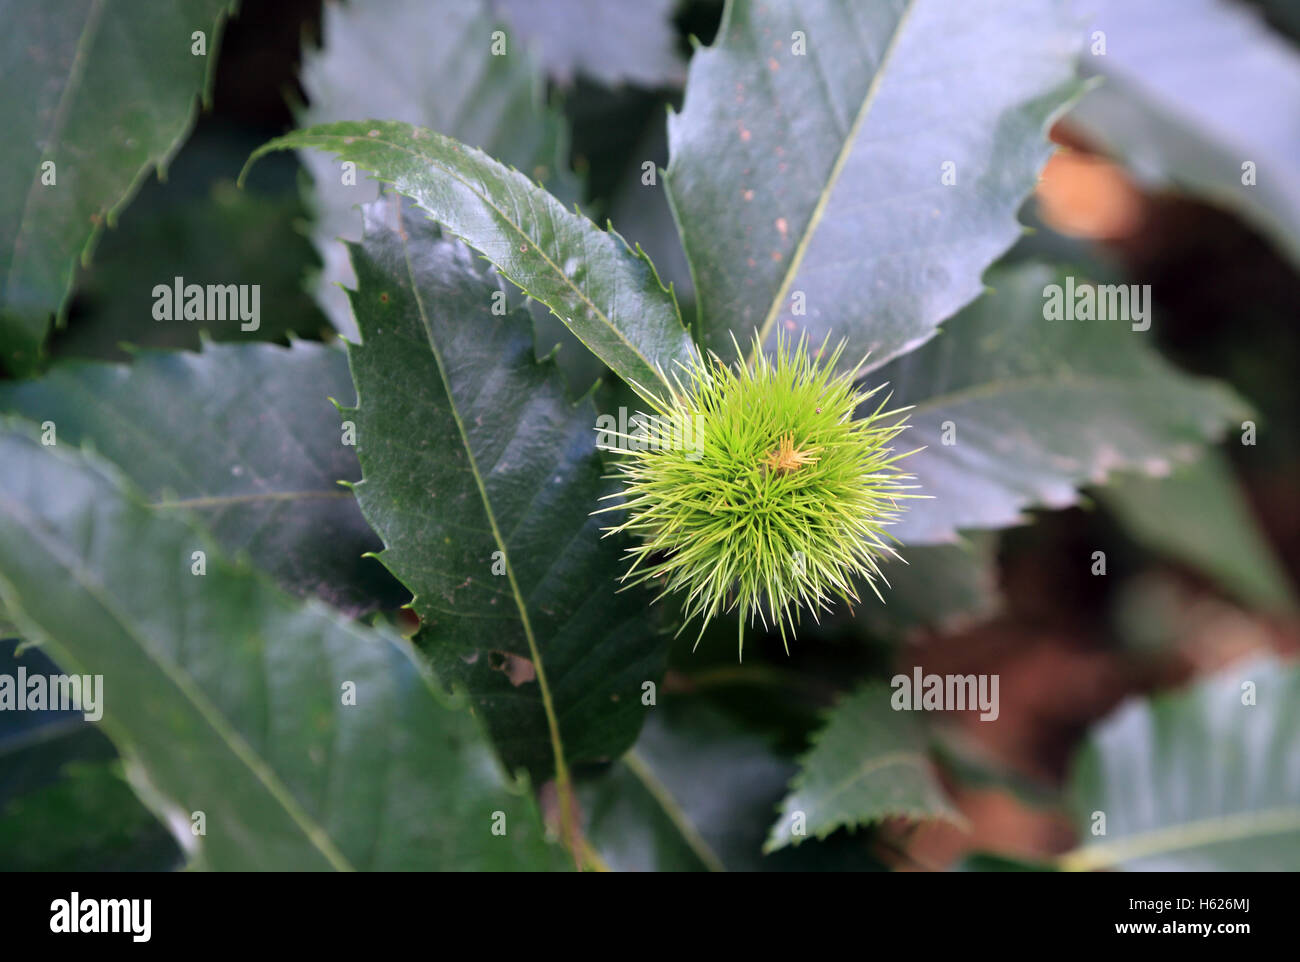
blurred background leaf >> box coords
[490,0,685,88]
[1096,449,1298,614]
[48,156,327,362]
[955,852,1057,871]
[880,262,1252,544]
[805,537,1003,645]
[1254,0,1300,42]
[1064,657,1300,870]
[0,340,404,616]
[0,427,567,871]
[0,0,238,374]
[1067,0,1300,269]
[0,639,180,871]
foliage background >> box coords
[1,0,1298,871]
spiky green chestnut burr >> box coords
[597,334,922,658]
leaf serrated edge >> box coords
[0,415,551,870]
[334,220,588,866]
[241,122,693,403]
[763,681,961,854]
[0,418,353,870]
[3,0,241,375]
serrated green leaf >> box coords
[765,681,957,852]
[491,0,685,88]
[0,425,565,871]
[0,0,238,374]
[877,263,1252,544]
[581,695,889,871]
[49,177,327,362]
[340,197,667,785]
[1063,657,1300,871]
[248,121,696,400]
[298,0,578,338]
[0,340,403,616]
[1098,450,1297,613]
[665,0,1083,365]
[1068,0,1300,268]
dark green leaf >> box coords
[0,340,403,615]
[877,263,1252,544]
[0,0,237,374]
[666,0,1083,364]
[1064,657,1300,870]
[0,763,182,872]
[50,178,327,362]
[766,681,957,852]
[0,425,565,870]
[341,198,667,782]
[248,121,696,399]
[298,0,577,337]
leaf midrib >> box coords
[749,0,920,359]
[264,130,683,398]
[624,748,726,872]
[1059,805,1300,870]
[153,490,352,509]
[53,363,356,510]
[394,224,574,823]
[5,0,106,297]
[813,749,934,812]
[0,487,355,872]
